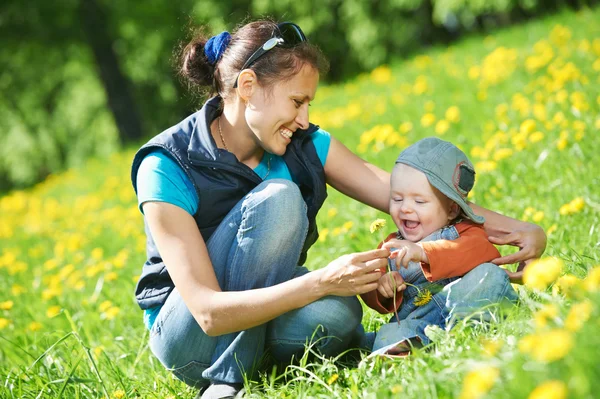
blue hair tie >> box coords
[205,31,231,65]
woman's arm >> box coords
[142,201,388,336]
[324,137,391,212]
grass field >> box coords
[2,6,600,399]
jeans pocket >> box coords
[168,360,210,389]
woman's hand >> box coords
[488,223,547,283]
[317,248,390,296]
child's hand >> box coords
[377,271,406,298]
[383,239,429,269]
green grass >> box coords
[1,6,600,399]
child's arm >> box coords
[382,222,500,282]
[420,222,500,281]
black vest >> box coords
[130,97,327,310]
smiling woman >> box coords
[130,18,547,399]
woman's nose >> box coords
[295,105,309,130]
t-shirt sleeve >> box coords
[136,150,199,216]
[419,223,501,281]
[310,128,331,166]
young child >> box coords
[361,137,512,356]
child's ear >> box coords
[448,202,461,220]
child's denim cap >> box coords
[395,137,485,224]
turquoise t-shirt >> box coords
[137,129,331,329]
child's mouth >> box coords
[403,220,420,230]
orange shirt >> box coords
[360,221,501,314]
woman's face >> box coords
[245,65,319,156]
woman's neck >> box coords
[216,103,264,168]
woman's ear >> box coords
[448,202,461,220]
[236,69,258,105]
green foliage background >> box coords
[1,0,596,190]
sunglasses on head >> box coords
[233,22,307,88]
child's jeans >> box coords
[372,225,518,353]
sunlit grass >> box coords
[1,7,600,399]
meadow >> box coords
[1,7,600,399]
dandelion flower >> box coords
[46,305,62,318]
[523,257,563,290]
[421,113,436,127]
[534,303,559,328]
[552,274,580,297]
[28,321,43,332]
[414,289,433,306]
[112,389,125,399]
[528,380,567,399]
[0,318,10,329]
[532,211,544,222]
[459,366,499,399]
[583,266,600,292]
[445,106,461,123]
[564,300,593,332]
[525,329,573,363]
[327,374,339,385]
[369,219,387,234]
[0,300,14,311]
[435,120,450,135]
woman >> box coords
[131,20,545,399]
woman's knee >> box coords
[242,179,308,239]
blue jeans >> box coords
[148,180,364,387]
[372,227,518,353]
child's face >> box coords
[390,164,459,242]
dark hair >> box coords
[178,20,329,100]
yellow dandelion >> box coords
[391,385,403,394]
[520,119,536,134]
[99,300,113,312]
[528,380,567,399]
[459,366,499,399]
[564,300,593,332]
[318,228,329,242]
[518,334,537,354]
[399,121,413,134]
[91,247,104,260]
[534,303,559,329]
[104,306,120,320]
[475,161,497,173]
[523,257,563,291]
[327,208,338,219]
[327,374,339,385]
[0,318,10,329]
[552,274,580,297]
[370,65,392,84]
[342,221,354,232]
[583,266,600,292]
[559,197,585,216]
[525,329,573,363]
[435,120,450,135]
[468,66,480,80]
[46,305,62,318]
[493,148,513,161]
[424,100,436,112]
[421,113,436,127]
[0,300,14,311]
[481,339,503,357]
[414,289,432,306]
[369,219,387,234]
[28,321,43,332]
[11,284,26,296]
[556,138,568,151]
[532,211,544,222]
[547,224,558,235]
[529,131,544,143]
[445,106,461,123]
[111,389,125,399]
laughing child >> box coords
[361,137,517,356]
